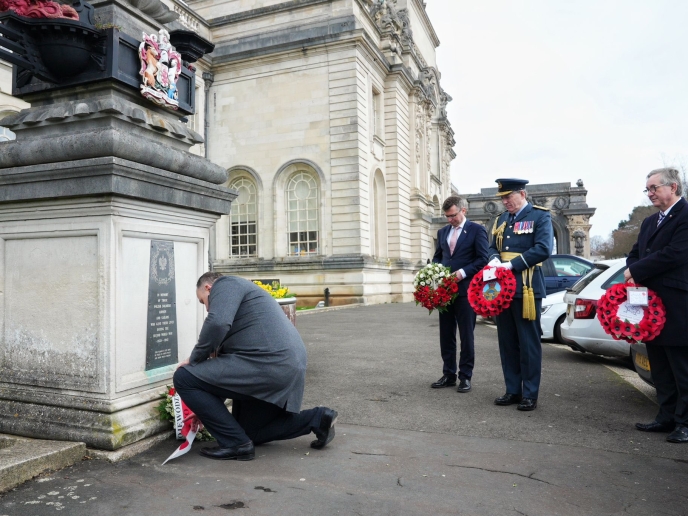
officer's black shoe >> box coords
[635,420,675,432]
[494,393,522,406]
[311,408,338,449]
[200,441,255,461]
[457,379,471,393]
[666,425,688,443]
[517,398,537,411]
[431,375,457,388]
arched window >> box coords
[287,172,319,256]
[371,170,388,257]
[228,177,257,257]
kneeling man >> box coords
[174,272,337,460]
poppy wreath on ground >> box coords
[467,266,517,317]
[596,283,666,343]
[413,262,461,314]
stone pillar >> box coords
[0,2,233,450]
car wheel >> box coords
[553,315,566,344]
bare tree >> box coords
[606,205,657,258]
[590,234,612,258]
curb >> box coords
[0,434,85,493]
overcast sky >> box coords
[425,0,688,238]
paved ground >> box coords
[2,303,687,515]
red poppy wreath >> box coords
[467,266,517,317]
[596,283,666,343]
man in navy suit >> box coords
[626,167,688,444]
[488,179,553,411]
[431,196,489,392]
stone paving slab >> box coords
[2,302,688,515]
[0,425,686,516]
[298,303,688,461]
[0,435,85,494]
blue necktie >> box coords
[657,212,665,227]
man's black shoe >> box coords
[200,441,255,461]
[666,425,688,443]
[517,398,537,411]
[457,379,471,393]
[431,375,457,389]
[494,393,522,406]
[635,420,675,433]
[311,408,338,449]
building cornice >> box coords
[210,15,359,66]
[410,0,439,47]
[206,0,334,27]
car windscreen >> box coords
[567,264,609,294]
[601,265,628,289]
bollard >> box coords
[324,287,330,307]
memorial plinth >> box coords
[0,0,234,449]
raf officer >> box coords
[488,179,553,411]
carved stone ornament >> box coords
[439,89,452,119]
[139,29,183,110]
[426,112,432,172]
[0,0,78,20]
[572,229,586,257]
[415,102,425,164]
[484,201,498,214]
[553,196,570,211]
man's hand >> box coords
[624,269,635,284]
[495,261,513,270]
[182,413,204,433]
[453,270,465,280]
[177,357,190,370]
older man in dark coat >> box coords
[173,272,337,460]
[626,167,688,443]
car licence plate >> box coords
[634,352,651,372]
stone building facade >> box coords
[174,0,455,305]
[0,0,455,306]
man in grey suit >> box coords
[173,272,337,460]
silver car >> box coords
[540,290,567,342]
[560,259,630,358]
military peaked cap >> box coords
[495,178,529,197]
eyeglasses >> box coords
[643,184,669,195]
[445,213,460,219]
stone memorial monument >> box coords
[0,0,234,450]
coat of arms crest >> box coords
[138,29,182,109]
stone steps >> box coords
[0,434,85,493]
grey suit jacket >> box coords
[182,276,307,412]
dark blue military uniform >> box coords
[488,179,553,404]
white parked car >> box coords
[560,259,630,358]
[540,290,567,342]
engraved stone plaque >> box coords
[145,240,178,370]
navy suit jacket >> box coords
[627,197,688,347]
[488,204,553,299]
[433,220,489,296]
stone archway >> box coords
[465,180,596,258]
